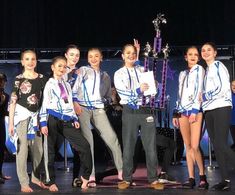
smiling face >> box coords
[201,43,217,65]
[51,57,67,79]
[185,47,199,68]
[65,48,80,68]
[122,45,137,67]
[88,49,102,70]
[21,51,37,71]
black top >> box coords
[0,91,9,118]
[11,74,47,112]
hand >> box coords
[140,83,149,92]
[172,118,179,128]
[198,92,203,103]
[73,121,80,129]
[73,102,82,115]
[133,39,140,60]
[41,126,48,136]
[75,69,81,75]
[8,124,14,136]
[189,113,196,123]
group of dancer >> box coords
[0,41,235,192]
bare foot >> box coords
[2,175,11,180]
[31,179,49,189]
[118,170,123,181]
[49,184,59,192]
[81,176,89,189]
[21,185,34,193]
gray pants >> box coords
[16,118,43,187]
[122,105,158,183]
[78,106,123,177]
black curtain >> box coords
[0,0,235,48]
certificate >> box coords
[140,71,157,96]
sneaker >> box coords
[118,180,130,189]
[150,181,164,190]
[158,173,177,184]
[211,180,231,191]
[72,178,82,187]
[182,178,195,189]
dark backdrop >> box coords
[0,0,235,48]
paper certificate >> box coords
[140,71,157,96]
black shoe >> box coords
[72,178,82,187]
[198,181,209,190]
[0,177,5,184]
[211,180,231,191]
[182,178,195,189]
[198,175,209,190]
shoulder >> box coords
[115,66,125,74]
[135,65,144,72]
[15,74,24,80]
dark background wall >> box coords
[0,0,235,48]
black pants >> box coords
[0,118,6,176]
[205,106,235,180]
[156,133,176,173]
[47,115,92,184]
[71,147,81,180]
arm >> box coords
[114,69,142,100]
[8,93,17,136]
[202,61,229,101]
[191,66,205,114]
[39,82,50,127]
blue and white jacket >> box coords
[39,78,78,127]
[72,65,112,109]
[175,64,204,115]
[202,60,232,111]
[114,65,150,109]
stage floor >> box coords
[0,160,235,195]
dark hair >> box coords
[202,42,217,52]
[88,47,103,56]
[122,44,137,54]
[65,44,80,53]
[0,73,7,82]
[185,46,199,55]
[52,56,67,65]
[20,49,37,60]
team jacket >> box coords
[202,60,232,111]
[175,64,204,115]
[39,78,78,127]
[72,65,112,109]
[114,65,150,108]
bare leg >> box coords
[179,115,195,178]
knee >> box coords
[185,144,192,152]
[191,145,200,153]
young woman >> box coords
[172,46,208,189]
[72,48,123,187]
[64,44,82,187]
[39,56,92,191]
[8,50,47,192]
[201,42,235,191]
[114,43,164,190]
